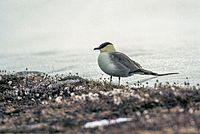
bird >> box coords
[94,42,178,86]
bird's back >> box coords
[110,51,142,73]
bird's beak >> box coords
[93,47,100,50]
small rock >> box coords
[55,96,62,103]
[42,101,48,105]
[144,93,149,98]
[7,81,12,85]
[70,93,75,97]
[113,95,122,105]
[189,108,194,114]
[136,111,141,116]
[17,96,22,100]
[35,93,40,97]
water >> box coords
[0,0,200,85]
[0,43,199,86]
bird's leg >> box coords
[118,77,121,86]
[110,76,112,84]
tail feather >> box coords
[136,69,179,76]
[156,72,179,76]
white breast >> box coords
[97,52,129,77]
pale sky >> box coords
[0,0,200,53]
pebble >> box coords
[55,96,62,103]
[189,108,194,114]
[144,93,149,98]
[17,96,22,100]
[113,95,122,105]
[8,81,12,85]
[35,93,40,97]
[154,99,159,102]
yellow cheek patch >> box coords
[100,45,116,52]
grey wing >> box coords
[110,52,142,73]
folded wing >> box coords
[110,52,142,75]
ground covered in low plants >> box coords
[0,72,200,133]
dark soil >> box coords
[0,72,200,133]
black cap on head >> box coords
[99,42,112,49]
[94,42,113,50]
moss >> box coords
[0,73,199,133]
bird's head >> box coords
[94,42,116,52]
